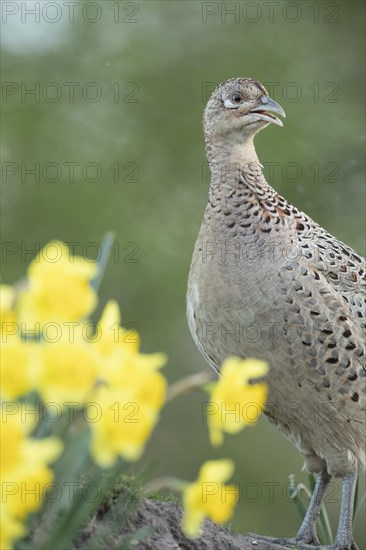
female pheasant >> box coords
[187,78,365,550]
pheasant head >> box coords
[203,78,286,144]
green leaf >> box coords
[91,231,115,292]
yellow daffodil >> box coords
[0,285,17,332]
[0,336,36,400]
[207,357,268,446]
[182,459,238,537]
[88,300,166,466]
[0,408,62,548]
[89,349,166,467]
[17,241,98,326]
[35,331,100,406]
[103,350,167,407]
[89,385,161,467]
[95,300,140,360]
[0,507,25,550]
[0,286,34,400]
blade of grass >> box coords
[91,231,115,292]
[288,475,308,521]
[352,476,359,523]
[317,502,333,545]
[353,489,366,526]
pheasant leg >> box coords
[295,470,332,544]
[333,470,359,550]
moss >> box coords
[147,491,180,504]
[72,477,142,549]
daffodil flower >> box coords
[87,300,167,467]
[0,335,36,400]
[207,357,268,446]
[34,329,100,406]
[93,300,140,367]
[0,408,62,548]
[182,459,238,537]
[89,384,164,467]
[89,347,166,466]
[0,285,17,332]
[18,241,97,327]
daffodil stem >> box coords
[167,371,214,401]
[142,476,187,495]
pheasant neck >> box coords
[205,137,295,242]
[206,135,261,184]
[206,137,280,209]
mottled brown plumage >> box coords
[187,78,365,549]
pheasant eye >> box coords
[223,93,244,109]
[232,94,243,103]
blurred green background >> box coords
[1,0,365,542]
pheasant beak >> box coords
[249,97,286,127]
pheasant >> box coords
[187,78,365,550]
